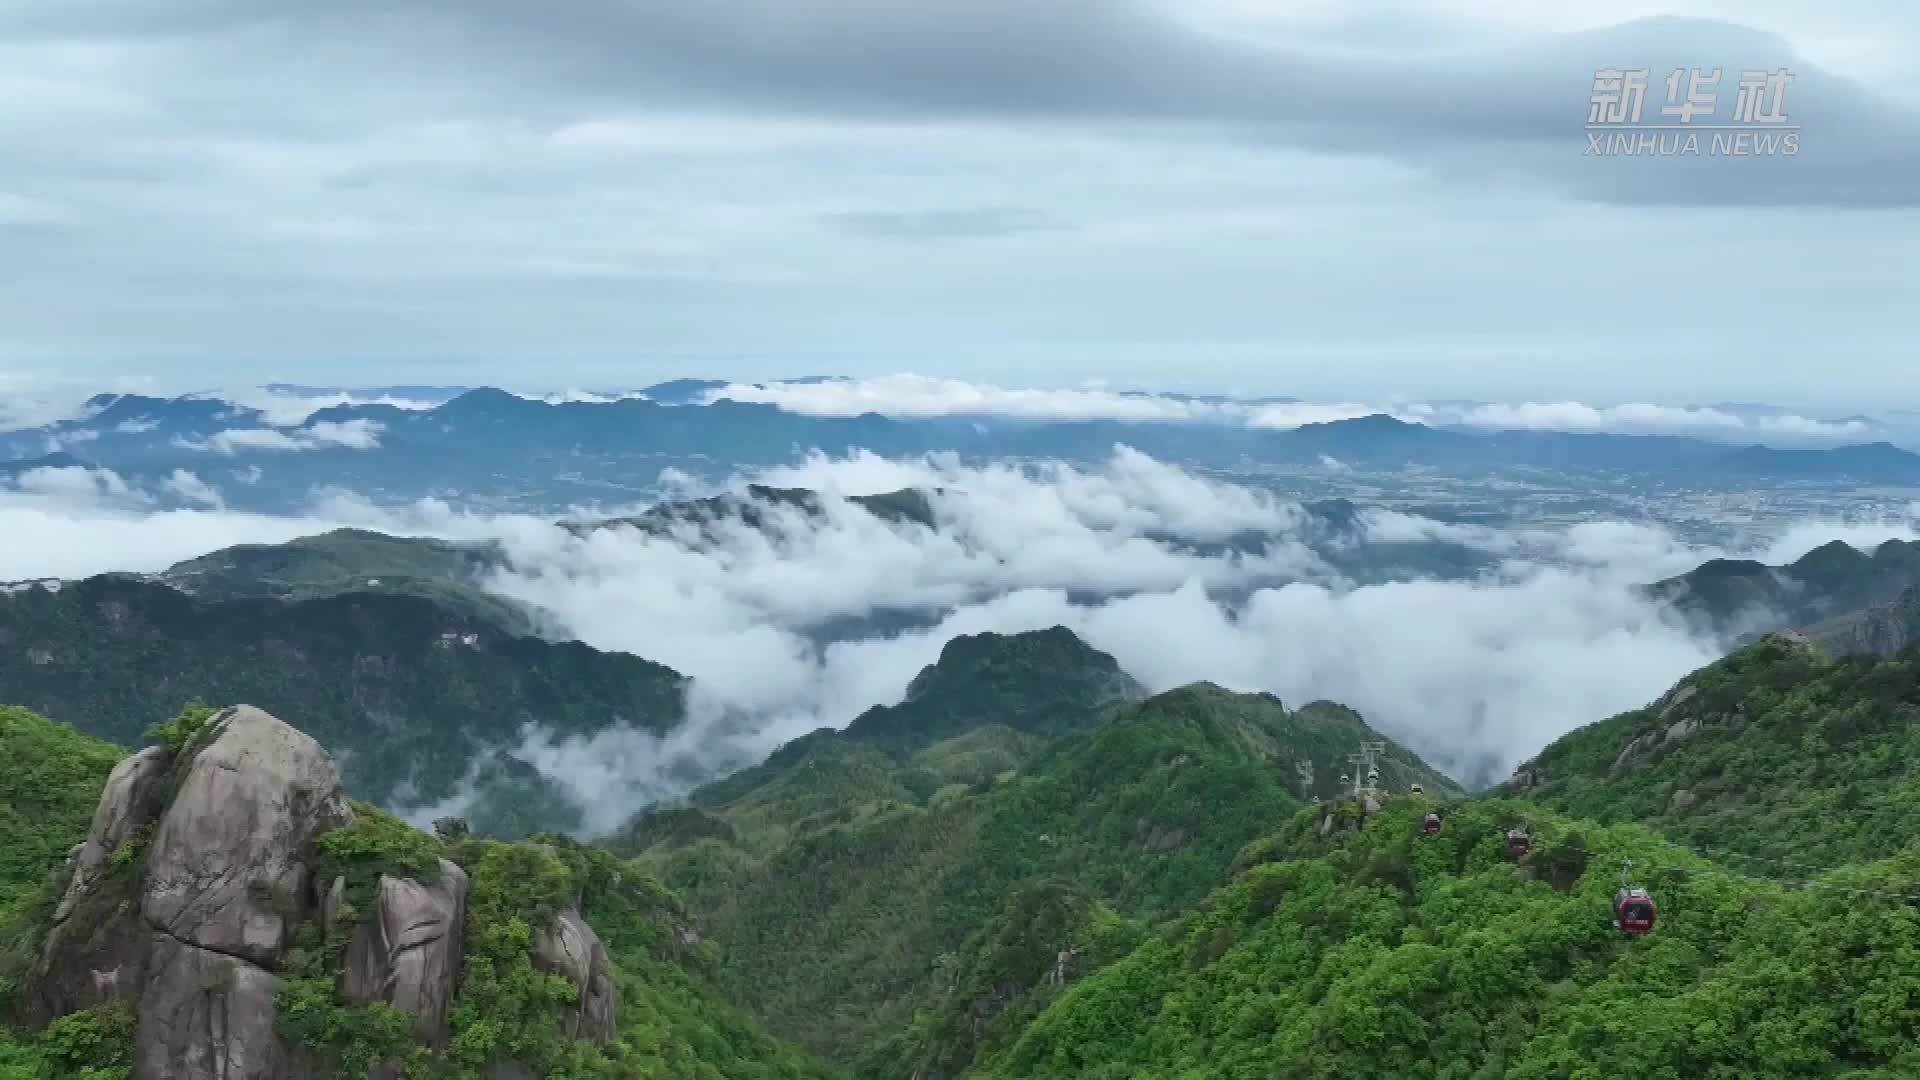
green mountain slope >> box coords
[1642,538,1920,638]
[687,628,1148,816]
[0,707,126,984]
[1508,630,1920,865]
[615,629,1456,1074]
[0,575,686,833]
[0,705,840,1079]
[152,527,541,635]
[971,795,1920,1079]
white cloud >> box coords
[695,375,1899,443]
[0,472,351,581]
[161,469,226,509]
[43,428,100,454]
[1437,401,1874,440]
[517,389,650,406]
[0,373,168,434]
[173,418,385,454]
[1750,518,1920,565]
[3,463,147,507]
[7,446,1919,832]
[704,374,1255,421]
[5,464,141,503]
[211,387,445,427]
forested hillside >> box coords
[616,629,1458,1075]
[7,605,1920,1078]
[1512,630,1920,865]
[609,626,1920,1079]
[0,575,686,834]
[971,795,1920,1079]
[152,528,541,635]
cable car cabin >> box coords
[1409,783,1423,794]
[1612,887,1656,935]
[1506,829,1531,858]
[1422,813,1441,835]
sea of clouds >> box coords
[4,444,1918,834]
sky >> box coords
[1,0,1917,410]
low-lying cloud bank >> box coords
[702,374,1887,443]
[173,418,387,455]
[5,448,1917,835]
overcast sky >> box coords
[2,0,1915,410]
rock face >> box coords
[340,859,470,1050]
[29,746,168,1022]
[532,908,618,1044]
[142,706,354,964]
[27,705,362,1080]
[137,932,305,1080]
[52,745,167,924]
[26,702,619,1080]
[1808,585,1920,658]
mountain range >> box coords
[611,627,1461,1072]
[5,578,1920,1075]
[1641,537,1920,642]
[10,387,1920,514]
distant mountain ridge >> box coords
[150,527,543,634]
[11,385,1920,514]
[1640,537,1920,639]
[0,573,687,834]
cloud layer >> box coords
[701,374,1898,444]
[12,448,1919,835]
[173,418,387,454]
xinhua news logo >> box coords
[1586,67,1799,157]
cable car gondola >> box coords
[1506,828,1531,858]
[1422,812,1441,835]
[1613,887,1656,934]
[1611,861,1655,934]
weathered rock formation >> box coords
[23,703,613,1080]
[30,745,169,1022]
[1808,584,1920,658]
[141,705,354,965]
[27,706,356,1079]
[339,859,469,1052]
[532,908,618,1044]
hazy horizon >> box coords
[3,0,1915,407]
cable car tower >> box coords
[1347,741,1387,799]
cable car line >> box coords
[1389,791,1920,899]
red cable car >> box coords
[1612,887,1656,935]
[1506,829,1531,858]
[1422,813,1441,835]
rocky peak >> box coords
[851,626,1145,750]
[141,705,354,964]
[1807,584,1920,658]
[26,703,617,1080]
